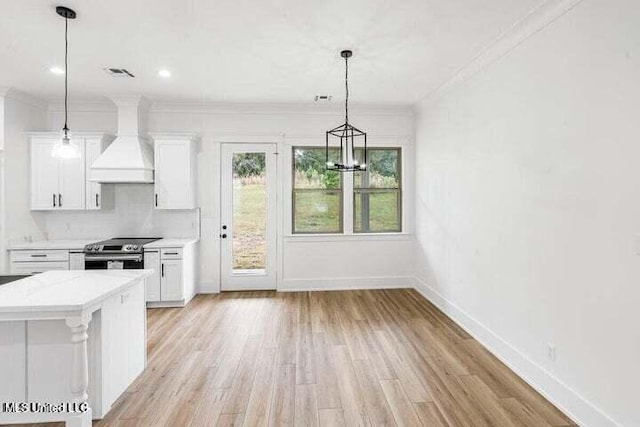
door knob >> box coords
[220,233,227,239]
[222,225,227,230]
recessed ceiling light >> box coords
[158,69,171,78]
[50,66,65,75]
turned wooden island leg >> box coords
[65,314,92,427]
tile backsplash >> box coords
[43,184,200,240]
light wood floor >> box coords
[21,289,575,427]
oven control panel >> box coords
[83,244,142,253]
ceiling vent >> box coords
[315,95,332,102]
[104,68,135,78]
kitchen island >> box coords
[0,270,152,427]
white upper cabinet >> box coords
[31,138,61,210]
[30,132,113,211]
[152,133,198,210]
[58,139,86,210]
[30,136,85,210]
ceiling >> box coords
[0,0,543,105]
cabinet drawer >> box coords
[10,261,70,275]
[10,250,70,262]
[160,248,182,259]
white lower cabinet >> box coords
[144,243,196,307]
[101,281,146,407]
[9,250,70,274]
[10,261,69,275]
[143,250,161,302]
[161,259,183,301]
[69,252,85,270]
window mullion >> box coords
[362,169,370,233]
[344,170,354,234]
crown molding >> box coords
[2,88,47,110]
[148,100,414,118]
[419,0,586,106]
[47,99,413,118]
[48,100,116,113]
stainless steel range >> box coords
[83,237,161,270]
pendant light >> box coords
[51,6,81,160]
[325,50,367,172]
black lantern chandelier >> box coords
[325,50,367,172]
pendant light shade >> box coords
[51,128,80,159]
[325,50,367,172]
[51,6,81,160]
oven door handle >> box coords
[84,254,143,262]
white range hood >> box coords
[90,96,154,183]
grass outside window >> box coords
[292,147,343,233]
[354,148,402,233]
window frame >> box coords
[289,144,405,236]
[353,147,402,233]
[291,146,344,234]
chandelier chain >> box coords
[344,54,349,124]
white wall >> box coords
[0,91,48,271]
[414,0,639,426]
[46,102,415,291]
[43,185,200,240]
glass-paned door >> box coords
[220,143,277,290]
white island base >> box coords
[0,270,152,426]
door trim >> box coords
[219,143,278,291]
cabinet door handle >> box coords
[30,254,47,258]
[53,194,57,207]
[164,252,178,255]
[161,263,165,277]
[59,193,63,207]
[155,194,158,207]
[96,194,99,207]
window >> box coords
[291,146,402,234]
[292,147,343,233]
[354,148,401,233]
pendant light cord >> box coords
[63,15,69,134]
[344,55,349,124]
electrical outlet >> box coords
[546,343,556,362]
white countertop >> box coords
[7,239,100,251]
[7,237,199,251]
[143,238,199,248]
[0,270,153,315]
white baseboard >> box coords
[413,277,619,427]
[279,276,414,292]
[146,300,187,308]
[198,281,220,294]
